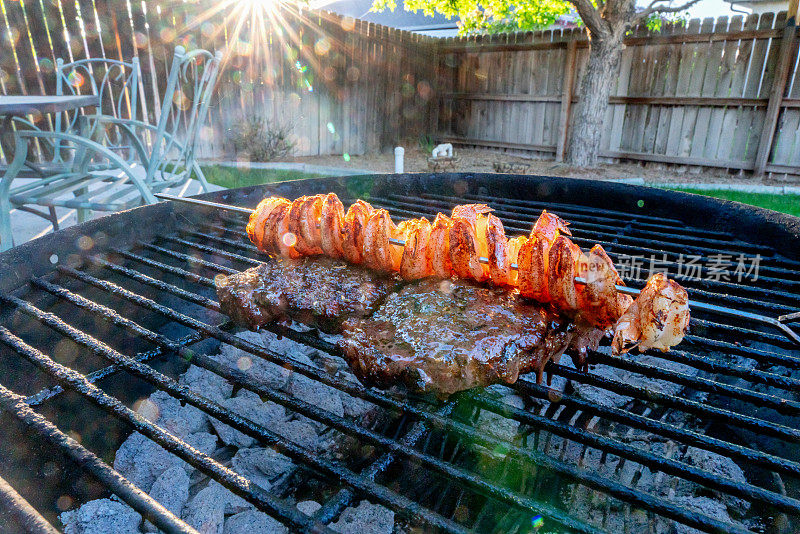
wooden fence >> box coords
[1,0,798,177]
[437,12,800,177]
[0,0,438,161]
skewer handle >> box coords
[155,193,800,345]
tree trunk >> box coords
[564,34,625,167]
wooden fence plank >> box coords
[555,39,577,161]
[716,13,756,165]
[689,16,728,160]
[754,12,797,175]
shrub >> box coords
[418,133,436,154]
[230,117,295,162]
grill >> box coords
[0,173,799,534]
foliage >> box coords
[371,0,695,35]
[230,117,296,162]
[664,188,800,217]
[371,0,569,33]
[202,166,324,189]
[418,133,437,153]
[644,12,690,33]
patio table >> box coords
[0,95,100,116]
[0,95,100,167]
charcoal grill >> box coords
[0,173,799,534]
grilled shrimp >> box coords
[486,214,511,286]
[342,200,374,265]
[517,236,549,301]
[449,218,486,282]
[428,213,453,278]
[399,218,432,280]
[451,203,493,223]
[547,236,582,311]
[449,204,492,282]
[362,209,396,272]
[531,209,571,243]
[288,195,324,256]
[506,236,526,287]
[247,197,288,251]
[320,193,345,258]
[612,273,690,355]
[263,201,299,258]
[580,245,633,329]
[517,210,573,302]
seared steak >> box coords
[216,257,399,333]
[339,279,598,396]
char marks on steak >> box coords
[338,279,602,397]
[216,256,399,333]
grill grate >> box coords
[0,175,798,534]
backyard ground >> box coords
[269,146,799,186]
[204,147,800,217]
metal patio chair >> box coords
[0,46,222,251]
[0,57,141,230]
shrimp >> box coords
[362,209,396,272]
[399,218,432,280]
[517,236,549,301]
[506,236,527,287]
[428,213,453,278]
[449,204,492,282]
[263,201,300,258]
[486,213,511,286]
[612,273,690,355]
[320,193,345,258]
[449,218,486,282]
[341,200,374,265]
[547,236,582,312]
[531,209,571,244]
[247,197,288,251]
[287,195,324,256]
[580,245,633,329]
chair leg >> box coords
[74,187,90,223]
[0,196,14,252]
[193,162,211,193]
[49,206,59,232]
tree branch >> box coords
[633,0,702,25]
[568,0,608,36]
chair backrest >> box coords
[146,46,222,186]
[55,57,141,130]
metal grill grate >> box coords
[0,174,798,534]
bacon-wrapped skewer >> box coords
[246,193,690,354]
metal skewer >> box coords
[155,193,800,345]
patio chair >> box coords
[0,46,222,251]
[1,57,141,228]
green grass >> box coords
[201,165,324,189]
[664,188,800,217]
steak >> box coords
[215,256,400,333]
[339,279,600,397]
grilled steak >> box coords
[339,279,601,397]
[216,257,400,333]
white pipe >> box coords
[394,146,404,173]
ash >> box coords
[60,328,394,534]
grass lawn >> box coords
[664,188,800,218]
[201,165,324,189]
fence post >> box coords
[753,6,797,177]
[556,40,578,162]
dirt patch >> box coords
[273,147,798,186]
